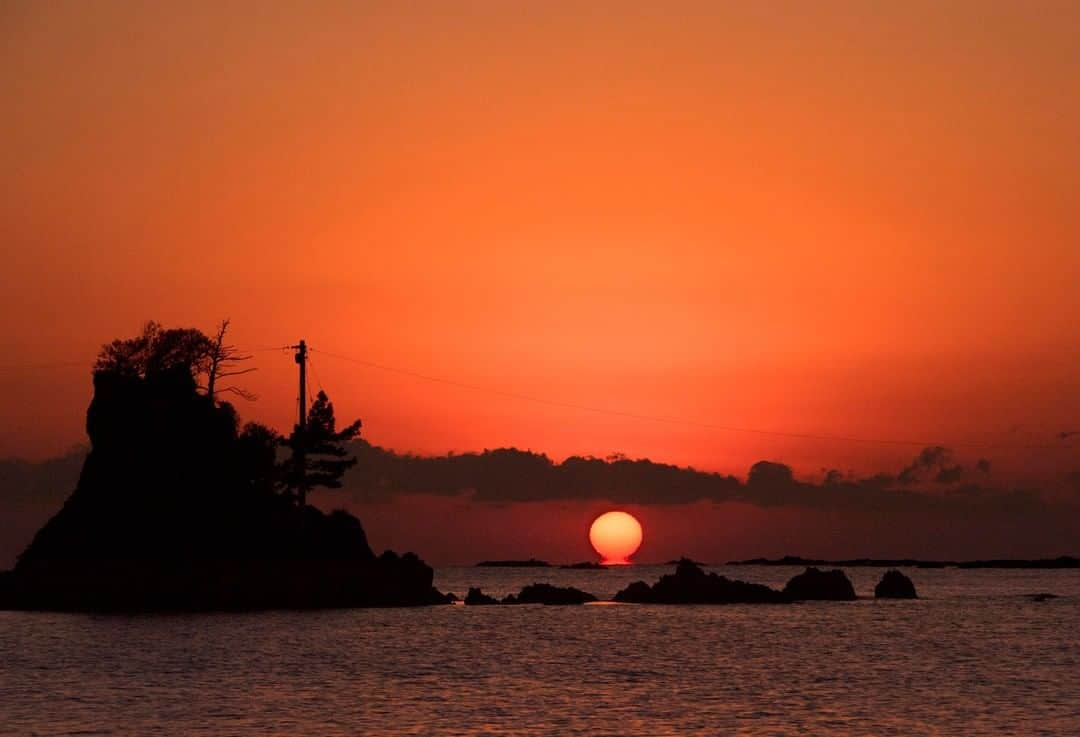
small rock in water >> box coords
[464,587,499,605]
[783,567,857,601]
[874,570,918,599]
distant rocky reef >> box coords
[475,559,551,567]
[727,555,1079,569]
[613,559,860,604]
[465,584,597,605]
[458,560,921,606]
[475,560,604,569]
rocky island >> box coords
[0,323,448,611]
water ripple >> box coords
[0,567,1077,736]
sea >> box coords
[1,565,1078,736]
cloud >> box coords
[335,441,1066,524]
[896,445,966,485]
[0,446,87,568]
[934,465,965,484]
[345,442,743,505]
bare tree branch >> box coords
[217,367,258,378]
[221,385,258,401]
[206,318,257,402]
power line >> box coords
[6,345,1070,451]
[309,348,1068,450]
[306,352,325,394]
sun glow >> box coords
[588,511,643,565]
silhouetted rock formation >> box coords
[475,559,550,567]
[614,559,787,604]
[782,567,857,601]
[874,570,918,599]
[664,558,709,566]
[561,561,605,569]
[464,587,499,605]
[1029,593,1058,602]
[462,584,596,605]
[0,351,448,612]
[502,583,597,605]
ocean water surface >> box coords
[1,565,1077,736]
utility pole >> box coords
[294,339,307,430]
[291,339,308,508]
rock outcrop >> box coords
[782,567,857,601]
[614,559,787,604]
[874,570,918,599]
[463,584,597,605]
[464,587,499,605]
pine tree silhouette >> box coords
[281,391,361,507]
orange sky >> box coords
[2,1,1078,485]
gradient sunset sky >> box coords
[2,2,1077,562]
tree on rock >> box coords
[95,321,212,380]
[281,391,361,507]
[236,422,282,498]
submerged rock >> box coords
[502,583,597,605]
[782,567,857,601]
[1029,592,1058,602]
[464,587,499,605]
[874,570,918,599]
[613,559,787,604]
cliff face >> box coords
[2,367,445,610]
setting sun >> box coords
[589,511,643,565]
